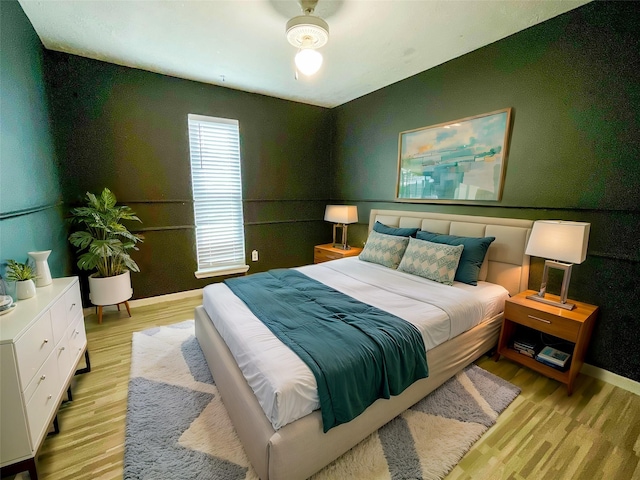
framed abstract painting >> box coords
[396,108,512,203]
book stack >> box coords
[512,334,539,358]
[536,346,571,370]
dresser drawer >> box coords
[64,284,82,324]
[50,284,82,345]
[68,312,87,364]
[15,311,55,388]
[25,355,61,446]
[54,336,74,385]
[50,296,68,345]
[505,302,580,342]
[23,349,60,404]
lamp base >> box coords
[526,293,576,310]
[332,223,351,251]
[529,259,576,310]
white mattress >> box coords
[202,257,509,430]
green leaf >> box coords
[101,188,117,209]
[68,231,94,249]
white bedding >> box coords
[202,257,509,430]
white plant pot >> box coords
[16,279,36,300]
[88,271,133,306]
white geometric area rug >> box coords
[124,320,520,480]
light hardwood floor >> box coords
[25,297,639,480]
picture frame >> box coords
[396,108,512,203]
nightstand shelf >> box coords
[499,346,572,384]
[314,243,363,264]
[496,290,598,395]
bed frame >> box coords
[195,210,533,480]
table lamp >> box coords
[525,220,590,310]
[324,205,358,250]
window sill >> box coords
[195,265,249,279]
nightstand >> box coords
[314,243,363,264]
[495,290,598,395]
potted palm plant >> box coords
[68,188,143,309]
[5,260,37,300]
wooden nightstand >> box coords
[495,290,598,395]
[314,243,363,264]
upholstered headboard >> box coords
[369,209,533,296]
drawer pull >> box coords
[528,314,551,324]
[60,346,66,351]
[47,394,52,400]
[43,339,49,344]
[40,375,46,381]
[70,303,76,310]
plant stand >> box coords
[95,301,131,324]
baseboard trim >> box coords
[83,288,203,316]
[128,289,204,307]
[581,363,640,395]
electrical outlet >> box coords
[251,250,259,262]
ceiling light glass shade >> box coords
[295,48,323,76]
[286,15,329,48]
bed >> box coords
[195,209,533,480]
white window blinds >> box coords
[188,114,248,277]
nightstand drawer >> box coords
[314,244,363,264]
[505,302,580,342]
[314,248,341,263]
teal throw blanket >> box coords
[225,269,429,432]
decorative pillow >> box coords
[373,221,419,238]
[397,238,464,285]
[416,231,495,286]
[359,230,410,269]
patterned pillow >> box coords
[416,231,495,285]
[359,230,410,269]
[397,237,464,285]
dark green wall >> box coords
[0,0,70,290]
[45,53,332,299]
[331,2,640,381]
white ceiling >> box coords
[19,0,591,108]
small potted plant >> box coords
[5,260,37,300]
[68,188,143,309]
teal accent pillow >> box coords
[397,238,464,285]
[416,231,495,286]
[373,221,419,238]
[359,230,410,269]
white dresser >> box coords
[0,277,87,478]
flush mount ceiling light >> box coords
[286,1,329,76]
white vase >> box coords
[16,279,36,300]
[28,250,53,287]
[88,271,133,306]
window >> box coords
[187,114,248,278]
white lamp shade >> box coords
[295,48,323,76]
[525,220,590,264]
[324,205,358,224]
